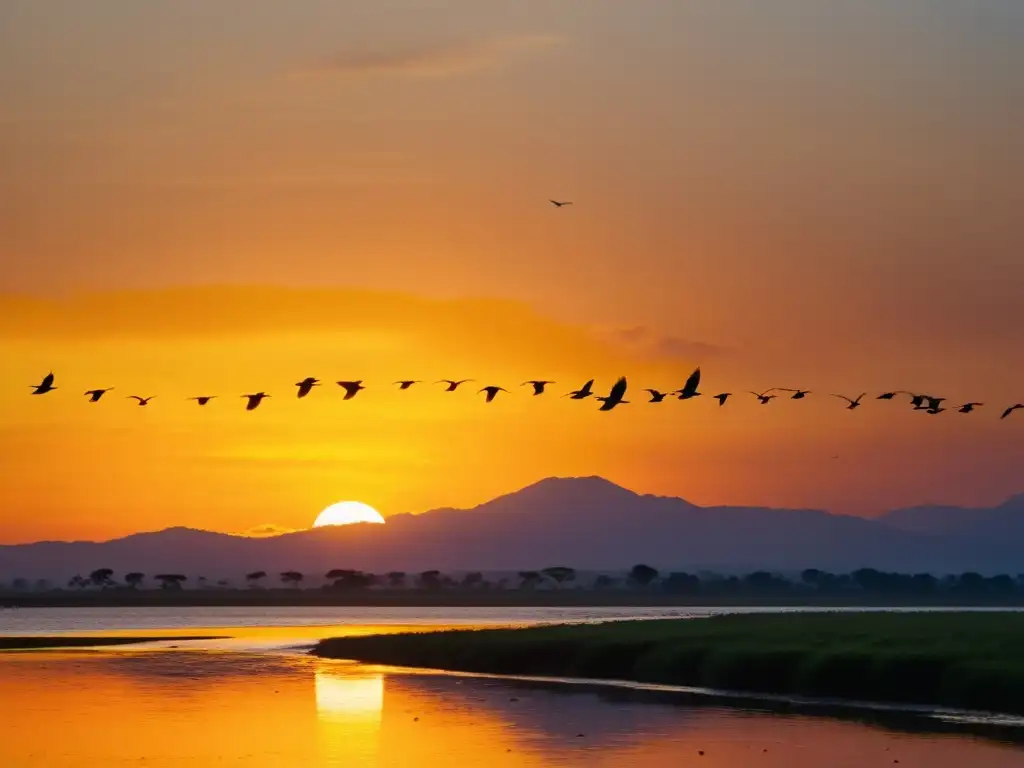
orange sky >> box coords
[1,1,1023,542]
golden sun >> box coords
[313,501,385,528]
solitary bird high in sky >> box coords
[565,379,595,399]
[478,386,508,403]
[596,377,629,411]
[31,372,56,395]
[337,380,366,400]
[833,393,866,410]
[521,380,554,396]
[436,379,473,392]
[242,392,270,411]
[394,380,421,390]
[674,368,701,400]
[549,199,573,207]
[189,396,216,406]
[295,377,320,398]
[127,396,155,406]
[84,388,113,402]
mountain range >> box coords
[3,477,1023,581]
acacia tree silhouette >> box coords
[124,572,145,589]
[280,571,303,588]
[89,568,114,589]
[541,566,576,588]
[245,571,267,588]
[629,564,660,586]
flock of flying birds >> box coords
[25,369,1024,420]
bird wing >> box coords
[609,376,627,400]
[42,372,54,388]
[684,367,700,392]
[831,394,853,404]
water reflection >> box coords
[1,648,1022,767]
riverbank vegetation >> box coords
[4,566,1024,608]
[314,613,1024,715]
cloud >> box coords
[292,34,560,80]
[239,523,301,538]
[614,326,732,361]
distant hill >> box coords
[2,476,1023,581]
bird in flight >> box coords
[242,392,270,411]
[128,396,155,406]
[957,402,983,414]
[779,388,811,400]
[713,392,732,406]
[478,386,508,403]
[84,388,113,402]
[436,379,474,392]
[295,377,321,398]
[549,200,573,207]
[565,379,595,399]
[833,393,866,410]
[337,381,366,400]
[189,396,216,406]
[644,389,669,403]
[674,368,701,400]
[925,404,946,415]
[521,380,555,396]
[909,394,928,408]
[394,380,421,390]
[878,391,913,400]
[749,390,777,405]
[1001,404,1024,420]
[917,396,945,412]
[31,372,56,395]
[596,377,629,411]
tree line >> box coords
[5,565,1024,596]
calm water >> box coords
[1,610,1023,766]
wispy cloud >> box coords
[614,326,733,361]
[292,34,561,80]
[239,523,302,538]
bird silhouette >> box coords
[674,368,701,400]
[521,380,554,396]
[31,372,56,395]
[337,381,366,400]
[564,379,595,399]
[644,389,669,403]
[549,200,573,207]
[84,388,113,402]
[242,392,270,411]
[436,379,474,392]
[596,377,628,411]
[925,405,946,415]
[713,392,732,406]
[749,390,777,405]
[917,396,945,411]
[909,394,928,408]
[779,388,811,400]
[128,396,155,406]
[878,391,913,400]
[957,402,983,414]
[394,380,421,390]
[1001,404,1024,420]
[189,396,216,406]
[833,393,866,410]
[478,386,508,403]
[295,377,321,398]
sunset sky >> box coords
[2,1,1023,543]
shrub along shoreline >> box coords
[313,613,1024,715]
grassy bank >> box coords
[314,613,1024,715]
[0,635,225,650]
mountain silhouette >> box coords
[2,477,1022,581]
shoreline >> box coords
[312,613,1024,716]
[0,635,227,650]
